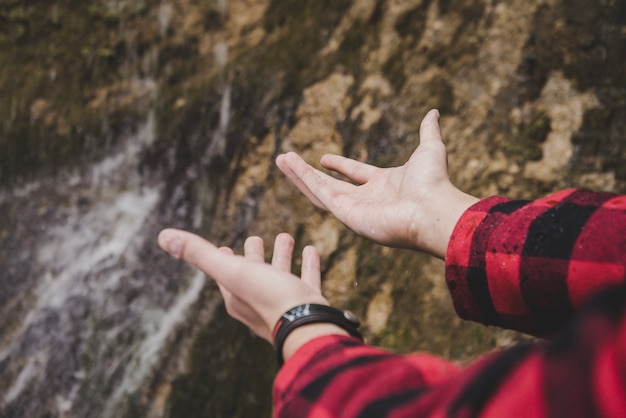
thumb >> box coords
[418,109,443,145]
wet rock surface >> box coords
[1,0,624,416]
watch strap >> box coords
[273,303,362,366]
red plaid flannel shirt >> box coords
[273,189,626,417]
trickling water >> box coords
[217,0,228,16]
[158,2,173,37]
[0,102,207,417]
[203,41,231,163]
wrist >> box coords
[273,304,362,366]
[281,323,350,364]
[412,185,478,259]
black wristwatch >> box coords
[272,303,363,366]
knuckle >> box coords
[181,240,204,269]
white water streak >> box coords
[4,353,46,403]
[105,270,206,417]
[0,107,193,413]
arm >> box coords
[158,195,626,417]
[277,109,625,332]
[446,189,626,335]
[274,284,626,417]
[273,190,626,416]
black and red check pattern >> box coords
[274,189,626,417]
[446,189,626,335]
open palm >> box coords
[276,110,477,258]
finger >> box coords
[282,152,355,193]
[279,152,356,215]
[158,229,249,293]
[158,229,326,310]
[271,233,295,272]
[158,228,278,296]
[276,153,328,209]
[301,245,322,292]
[218,246,235,255]
[278,153,355,208]
[158,228,203,260]
[418,109,443,145]
[244,236,265,263]
[320,154,377,185]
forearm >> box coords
[445,189,626,335]
[274,335,459,417]
[275,286,626,417]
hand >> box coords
[157,230,348,358]
[276,109,478,259]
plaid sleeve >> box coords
[445,189,626,335]
[274,286,626,417]
[273,189,626,417]
[273,336,460,417]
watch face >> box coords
[343,310,360,326]
[283,304,311,322]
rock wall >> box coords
[1,0,624,416]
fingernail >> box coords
[167,237,182,257]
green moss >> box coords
[506,110,551,163]
[181,0,355,169]
[419,0,486,72]
[381,2,433,92]
[422,74,455,114]
[369,0,385,26]
[521,111,551,147]
[189,0,225,29]
[259,0,352,79]
[348,240,393,311]
[516,0,626,158]
[333,0,387,78]
[336,18,368,76]
[383,0,481,94]
[331,235,490,360]
[571,106,626,183]
[368,251,433,351]
[0,0,152,186]
[394,1,432,41]
[166,303,275,418]
[263,0,351,33]
[117,0,411,201]
[382,48,407,92]
[347,243,502,360]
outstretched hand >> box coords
[157,230,347,357]
[276,109,477,259]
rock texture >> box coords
[1,0,625,417]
